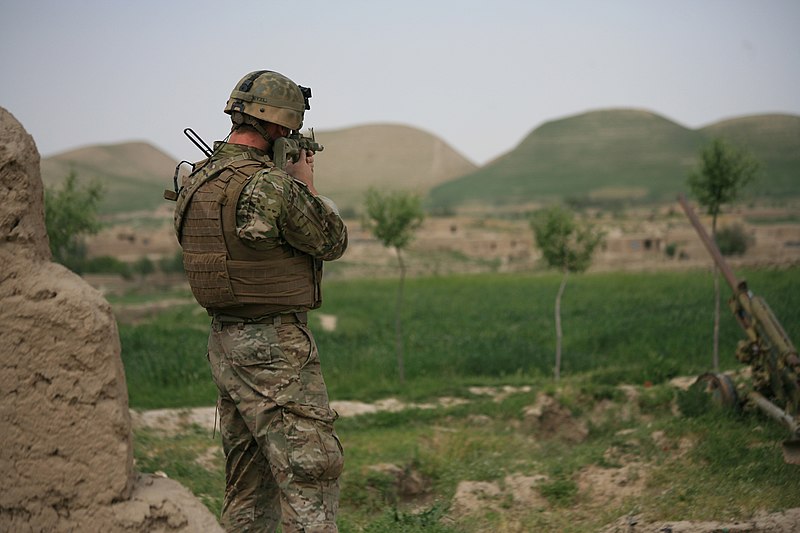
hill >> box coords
[427,109,800,210]
[700,114,800,198]
[40,125,477,215]
[41,141,177,214]
[40,111,800,215]
[313,124,477,212]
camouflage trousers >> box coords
[207,318,343,533]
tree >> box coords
[44,171,104,272]
[687,137,759,371]
[362,188,425,383]
[530,205,603,380]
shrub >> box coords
[715,224,751,256]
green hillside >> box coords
[41,141,177,214]
[700,114,800,198]
[428,109,800,210]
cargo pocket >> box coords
[281,410,344,482]
[183,251,238,308]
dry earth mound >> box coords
[0,107,222,532]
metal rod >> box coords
[677,194,741,292]
[748,391,800,437]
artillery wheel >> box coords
[692,372,740,410]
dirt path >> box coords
[129,386,531,434]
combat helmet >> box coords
[224,70,310,131]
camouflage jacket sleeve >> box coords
[236,168,348,261]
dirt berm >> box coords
[0,107,222,532]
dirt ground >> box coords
[130,385,800,533]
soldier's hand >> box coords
[285,149,318,195]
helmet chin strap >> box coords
[231,111,278,147]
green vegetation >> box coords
[649,389,798,521]
[75,249,184,280]
[121,268,800,531]
[701,114,800,199]
[363,188,426,383]
[81,255,135,278]
[134,425,224,516]
[688,137,760,224]
[133,376,800,531]
[687,137,761,371]
[120,304,215,409]
[429,110,707,209]
[120,268,800,408]
[41,113,799,218]
[41,141,177,214]
[715,224,751,256]
[529,206,604,380]
[428,111,800,210]
[44,171,104,271]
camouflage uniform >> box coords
[196,142,347,532]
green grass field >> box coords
[119,267,800,531]
[118,268,800,409]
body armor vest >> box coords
[174,152,322,318]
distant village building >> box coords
[604,234,663,255]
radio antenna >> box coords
[184,128,212,157]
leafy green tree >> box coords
[688,137,759,371]
[44,171,104,272]
[363,188,425,383]
[530,205,603,380]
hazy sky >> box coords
[2,0,799,165]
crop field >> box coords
[118,267,800,532]
[118,268,800,408]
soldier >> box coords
[173,70,348,532]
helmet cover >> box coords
[224,70,308,130]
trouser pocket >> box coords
[270,409,344,482]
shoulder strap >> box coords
[173,153,273,239]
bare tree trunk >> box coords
[711,215,720,372]
[395,247,406,384]
[554,269,568,381]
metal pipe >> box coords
[748,391,800,437]
[677,194,742,293]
